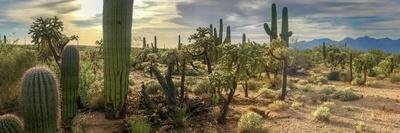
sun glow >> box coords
[76,0,103,18]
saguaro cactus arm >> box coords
[264,3,278,42]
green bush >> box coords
[376,73,386,80]
[339,71,351,81]
[192,79,210,95]
[351,77,365,86]
[327,71,340,81]
[145,80,162,94]
[247,80,258,90]
[389,74,400,83]
[320,102,335,110]
[355,121,366,133]
[128,116,151,133]
[313,106,331,121]
[238,111,267,133]
[319,85,336,95]
[268,100,288,111]
[308,74,328,84]
[291,102,304,110]
[257,87,278,99]
[332,88,360,101]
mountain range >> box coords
[295,36,400,53]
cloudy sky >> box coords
[0,0,399,48]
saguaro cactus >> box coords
[60,45,80,127]
[218,19,224,45]
[280,7,292,47]
[322,42,327,61]
[242,33,246,44]
[178,35,182,50]
[3,35,6,44]
[264,3,277,42]
[143,37,147,48]
[154,36,158,52]
[21,67,60,132]
[223,26,231,43]
[0,114,24,133]
[103,0,133,119]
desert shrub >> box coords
[268,100,288,111]
[173,79,181,88]
[308,74,328,84]
[320,102,336,110]
[351,77,365,86]
[247,80,258,90]
[389,74,400,83]
[258,87,278,99]
[145,80,162,94]
[327,71,340,81]
[300,85,314,93]
[186,69,201,76]
[319,85,336,95]
[0,46,37,110]
[376,73,386,80]
[291,102,304,110]
[312,106,331,121]
[355,121,366,133]
[294,95,307,102]
[238,111,267,133]
[332,88,360,101]
[128,116,151,133]
[366,80,379,87]
[192,79,210,95]
[339,71,351,81]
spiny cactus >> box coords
[242,33,246,44]
[21,67,60,132]
[154,36,158,52]
[60,45,80,127]
[3,35,6,44]
[280,7,292,47]
[223,26,231,43]
[264,3,277,42]
[0,114,24,133]
[143,37,147,49]
[322,42,327,61]
[178,35,182,50]
[103,0,133,119]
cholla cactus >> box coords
[20,67,60,132]
[0,114,24,133]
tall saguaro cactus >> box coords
[280,7,293,47]
[21,67,60,132]
[322,42,327,61]
[143,37,146,49]
[218,19,224,45]
[242,33,246,44]
[0,114,24,133]
[223,26,231,43]
[154,36,158,52]
[103,0,133,119]
[60,45,80,127]
[264,3,277,42]
[178,35,182,50]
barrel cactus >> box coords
[0,114,24,133]
[103,0,133,119]
[60,45,80,127]
[20,67,60,132]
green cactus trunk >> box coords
[3,35,6,44]
[143,37,146,49]
[264,3,277,42]
[322,42,327,61]
[154,36,158,52]
[223,26,231,43]
[242,33,246,44]
[60,45,80,127]
[178,35,182,50]
[218,19,223,45]
[103,0,133,119]
[21,67,60,133]
[280,7,292,47]
[209,24,213,36]
[0,114,24,133]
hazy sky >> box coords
[0,0,399,48]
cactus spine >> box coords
[143,37,147,48]
[264,3,277,42]
[60,45,80,127]
[0,114,24,133]
[21,67,60,132]
[280,7,292,47]
[223,26,231,43]
[103,0,133,119]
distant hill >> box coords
[295,36,400,53]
